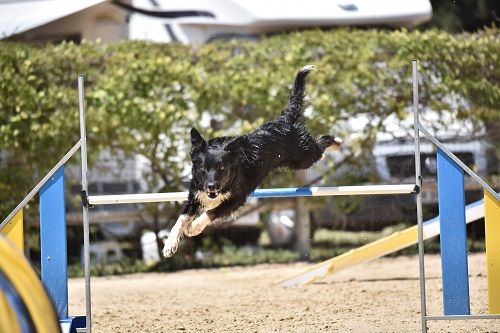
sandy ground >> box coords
[69,254,499,333]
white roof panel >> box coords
[128,0,432,43]
[0,0,106,39]
[148,0,432,28]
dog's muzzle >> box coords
[206,191,220,199]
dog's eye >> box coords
[199,165,207,172]
[218,165,224,171]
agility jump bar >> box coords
[87,184,417,206]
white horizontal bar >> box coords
[311,184,417,197]
[88,184,417,206]
[89,192,188,205]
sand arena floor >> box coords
[69,254,499,333]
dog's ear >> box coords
[190,127,207,156]
[224,136,246,154]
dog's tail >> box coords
[280,65,315,123]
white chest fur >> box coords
[196,191,231,210]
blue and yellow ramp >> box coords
[276,197,487,287]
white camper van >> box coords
[126,0,432,43]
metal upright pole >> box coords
[413,60,427,333]
[295,170,311,260]
[78,74,92,333]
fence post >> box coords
[295,170,310,260]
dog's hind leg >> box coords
[318,135,342,151]
[286,133,342,170]
[317,135,342,161]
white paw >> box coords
[186,224,204,237]
[162,237,179,258]
[185,213,211,237]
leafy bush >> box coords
[1,27,499,220]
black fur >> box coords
[163,65,341,257]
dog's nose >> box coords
[206,183,218,192]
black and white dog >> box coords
[163,65,342,257]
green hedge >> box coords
[0,27,499,217]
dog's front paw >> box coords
[186,219,205,237]
[185,213,211,237]
[162,237,179,258]
[186,225,204,237]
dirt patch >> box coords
[68,254,499,332]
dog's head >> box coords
[190,127,244,200]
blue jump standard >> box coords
[40,165,69,319]
[40,166,86,333]
[437,148,470,315]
